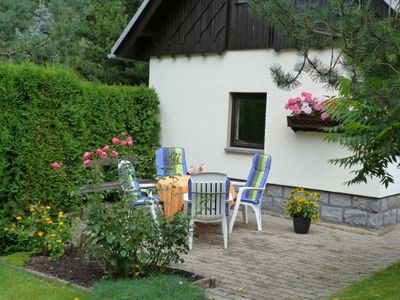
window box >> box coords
[287,115,339,132]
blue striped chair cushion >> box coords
[243,154,272,204]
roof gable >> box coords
[110,0,394,61]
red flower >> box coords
[83,159,92,167]
[127,136,134,146]
[50,162,62,168]
[83,151,92,159]
[111,150,119,158]
[96,149,108,159]
[120,140,127,146]
[112,137,120,145]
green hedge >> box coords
[0,62,159,214]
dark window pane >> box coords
[231,93,266,149]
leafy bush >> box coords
[85,200,190,278]
[2,205,71,259]
[0,62,159,215]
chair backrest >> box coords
[243,153,272,203]
[155,147,188,178]
[188,172,230,219]
[118,160,141,198]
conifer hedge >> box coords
[0,62,159,214]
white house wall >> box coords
[149,49,400,198]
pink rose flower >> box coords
[96,149,108,159]
[102,145,110,152]
[50,162,62,168]
[127,136,134,146]
[112,137,120,145]
[321,112,329,120]
[111,150,119,158]
[83,159,92,167]
[120,140,127,146]
[83,151,92,159]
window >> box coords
[230,93,266,149]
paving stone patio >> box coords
[177,213,400,300]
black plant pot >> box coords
[293,217,311,234]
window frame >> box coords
[230,92,266,150]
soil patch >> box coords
[25,249,202,288]
[25,251,104,287]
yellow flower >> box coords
[56,239,62,243]
[58,211,63,218]
[15,216,22,221]
[29,207,35,212]
[47,220,53,224]
[58,221,64,226]
[11,224,16,229]
[47,244,52,250]
[46,206,51,210]
[50,233,57,237]
[37,231,45,237]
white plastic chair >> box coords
[184,172,231,250]
[229,154,272,233]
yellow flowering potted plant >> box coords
[285,187,320,234]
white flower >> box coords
[301,104,312,114]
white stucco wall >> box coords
[149,49,400,198]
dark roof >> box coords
[109,0,393,61]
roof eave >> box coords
[108,0,150,59]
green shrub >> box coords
[85,200,190,278]
[92,275,206,300]
[2,204,71,260]
[0,62,159,215]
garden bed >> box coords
[25,248,203,288]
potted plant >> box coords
[285,187,320,234]
[285,92,338,132]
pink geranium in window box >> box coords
[285,91,329,120]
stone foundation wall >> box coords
[263,184,400,230]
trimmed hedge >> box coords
[0,62,159,214]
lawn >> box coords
[0,257,206,300]
[92,275,206,300]
[328,261,400,299]
[0,262,90,300]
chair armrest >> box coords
[139,183,156,188]
[235,187,265,206]
[238,186,265,192]
[183,193,232,201]
[231,180,246,189]
[183,193,189,201]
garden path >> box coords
[177,213,400,300]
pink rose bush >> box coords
[50,133,135,169]
[285,92,329,120]
[82,133,135,167]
